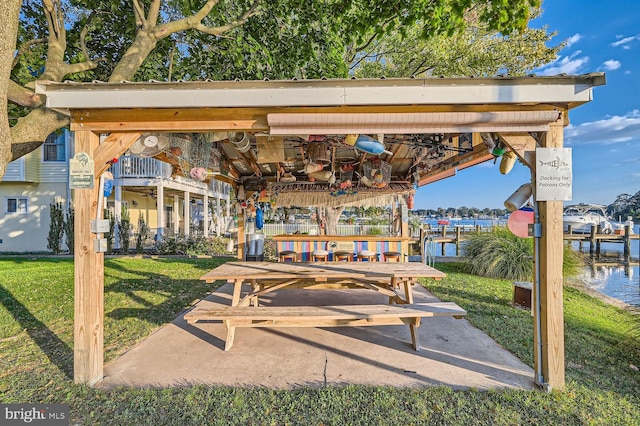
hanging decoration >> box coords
[255,207,264,230]
[499,151,517,174]
[102,171,114,197]
[344,134,393,156]
[508,207,534,238]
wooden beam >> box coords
[93,132,141,176]
[73,130,104,385]
[67,104,566,132]
[497,133,537,169]
[535,114,566,390]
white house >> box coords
[0,130,232,253]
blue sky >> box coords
[413,0,640,210]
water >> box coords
[571,224,639,306]
[422,219,640,306]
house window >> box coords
[6,197,28,214]
[43,132,66,162]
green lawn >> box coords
[1,257,638,425]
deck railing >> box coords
[260,223,392,236]
[112,156,173,179]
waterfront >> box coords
[570,224,639,306]
[423,220,640,306]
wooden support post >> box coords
[595,224,602,256]
[534,119,566,390]
[455,226,462,256]
[623,225,631,259]
[73,130,104,385]
[237,206,245,260]
[589,225,596,256]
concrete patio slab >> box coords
[98,283,535,390]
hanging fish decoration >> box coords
[344,134,393,156]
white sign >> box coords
[536,148,572,201]
[69,152,95,189]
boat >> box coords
[563,204,620,234]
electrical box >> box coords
[94,238,107,253]
[90,219,110,234]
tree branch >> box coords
[60,60,105,76]
[10,107,70,161]
[12,38,46,69]
[154,0,260,39]
[194,2,262,36]
[131,0,147,28]
[7,80,44,108]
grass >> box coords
[1,257,639,425]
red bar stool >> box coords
[279,250,297,262]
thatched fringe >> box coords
[272,183,414,208]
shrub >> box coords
[64,203,74,254]
[47,200,65,254]
[156,234,230,256]
[106,210,116,254]
[119,206,131,254]
[135,215,149,254]
[366,226,384,235]
[463,226,583,281]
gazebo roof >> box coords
[36,74,605,202]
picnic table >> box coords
[186,261,465,350]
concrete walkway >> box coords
[99,283,535,390]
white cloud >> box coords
[565,33,582,48]
[632,173,640,179]
[565,110,640,144]
[601,59,621,71]
[537,51,589,76]
[611,35,637,47]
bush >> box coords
[47,200,65,254]
[463,226,583,281]
[64,203,74,254]
[135,216,150,254]
[119,206,131,254]
[156,234,230,256]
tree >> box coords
[2,0,541,180]
[350,7,558,78]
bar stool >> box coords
[312,249,329,262]
[383,251,402,262]
[279,250,297,262]
[333,250,353,261]
[357,250,377,262]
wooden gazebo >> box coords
[36,73,605,389]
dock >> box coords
[415,223,639,259]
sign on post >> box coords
[69,152,95,189]
[535,148,572,201]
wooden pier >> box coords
[564,224,638,258]
[416,223,639,259]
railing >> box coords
[260,223,392,236]
[112,156,173,179]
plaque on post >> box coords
[69,152,95,189]
[536,148,572,201]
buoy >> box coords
[504,183,532,212]
[508,207,534,238]
[406,194,414,209]
[308,170,333,181]
[344,134,392,156]
[500,151,517,174]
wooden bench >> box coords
[185,302,466,351]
